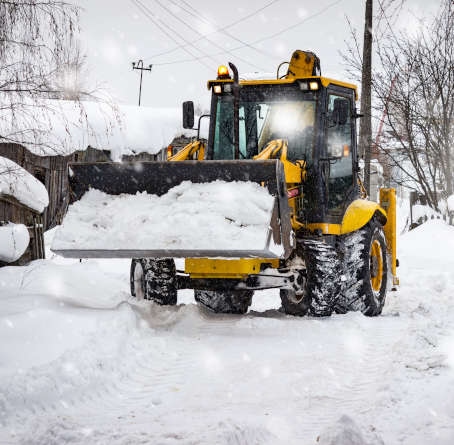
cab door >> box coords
[325,90,357,220]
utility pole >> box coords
[359,0,373,196]
[132,60,152,106]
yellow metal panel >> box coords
[319,77,358,99]
[340,199,387,234]
[283,159,303,183]
[287,50,318,78]
[207,79,234,89]
[302,200,387,235]
[379,188,398,285]
[185,258,279,279]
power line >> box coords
[151,0,344,67]
[173,0,278,60]
[249,0,344,46]
[143,0,280,62]
[130,0,215,72]
[149,0,267,71]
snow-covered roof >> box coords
[0,99,200,160]
[0,156,49,212]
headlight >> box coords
[309,81,319,91]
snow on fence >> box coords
[0,157,47,265]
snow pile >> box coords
[317,416,384,445]
[411,203,442,222]
[0,100,202,159]
[0,223,30,263]
[0,156,49,212]
[398,219,454,269]
[52,181,275,253]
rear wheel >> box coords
[337,219,388,316]
[194,289,253,314]
[130,258,177,305]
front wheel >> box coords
[130,258,177,305]
[337,219,388,316]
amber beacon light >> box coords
[217,65,231,79]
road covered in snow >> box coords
[1,220,454,444]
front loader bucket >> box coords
[52,160,293,259]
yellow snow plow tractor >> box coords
[53,50,398,317]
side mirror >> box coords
[182,101,194,129]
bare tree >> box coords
[342,0,453,209]
[373,0,454,209]
[0,1,111,154]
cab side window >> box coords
[326,94,354,214]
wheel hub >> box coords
[369,239,383,292]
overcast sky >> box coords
[76,0,442,110]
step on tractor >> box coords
[54,50,398,317]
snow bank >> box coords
[0,223,30,262]
[52,181,275,253]
[398,219,454,269]
[0,156,49,212]
[0,99,202,159]
[447,194,454,212]
[411,203,441,221]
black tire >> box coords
[280,240,341,317]
[194,289,253,314]
[337,219,388,316]
[130,258,177,305]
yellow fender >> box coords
[340,199,387,235]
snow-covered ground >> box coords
[1,220,454,444]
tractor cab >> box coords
[203,64,359,225]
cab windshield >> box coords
[211,84,318,161]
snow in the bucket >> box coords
[0,156,49,212]
[0,223,30,263]
[52,181,275,252]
